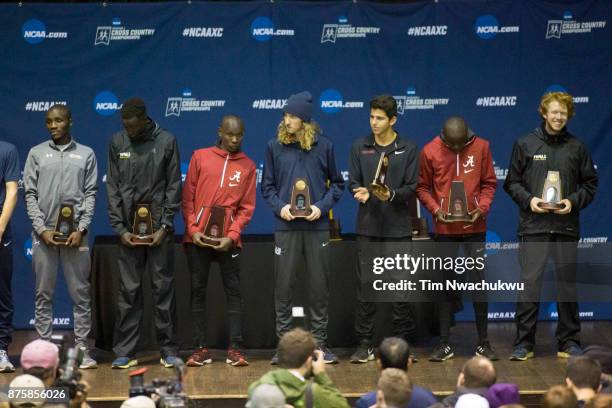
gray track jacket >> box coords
[23,139,98,235]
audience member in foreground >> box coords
[566,356,603,406]
[429,356,497,408]
[248,328,349,408]
[542,385,578,408]
[356,337,436,408]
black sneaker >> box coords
[350,343,374,364]
[429,343,454,362]
[475,341,499,361]
[317,344,339,364]
[509,346,534,361]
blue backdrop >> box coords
[1,0,610,329]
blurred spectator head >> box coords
[20,339,59,387]
[542,385,578,408]
[9,374,45,408]
[459,356,497,388]
[567,356,602,392]
[277,328,316,369]
[456,393,490,408]
[377,337,411,371]
[377,368,412,408]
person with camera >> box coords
[23,105,97,369]
[20,339,91,408]
[248,328,349,407]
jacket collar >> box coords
[47,138,76,151]
[211,145,246,159]
[436,128,476,153]
[363,132,409,151]
[536,122,569,143]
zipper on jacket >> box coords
[220,153,229,188]
[456,153,460,177]
[60,149,64,205]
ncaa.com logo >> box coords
[22,19,68,44]
[474,15,519,39]
[545,85,589,104]
[93,91,121,116]
[250,17,294,42]
[319,89,364,114]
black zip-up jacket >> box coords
[107,120,181,236]
[503,125,598,238]
[348,133,418,237]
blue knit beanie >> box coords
[284,91,313,122]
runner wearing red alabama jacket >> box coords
[416,117,498,362]
[182,115,256,367]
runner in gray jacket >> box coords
[23,104,98,369]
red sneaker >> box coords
[226,348,249,367]
[186,347,212,366]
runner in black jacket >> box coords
[348,95,418,363]
[504,92,597,361]
[106,98,181,369]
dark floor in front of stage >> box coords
[2,321,612,406]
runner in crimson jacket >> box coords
[416,117,498,362]
[182,115,256,367]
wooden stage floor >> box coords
[1,321,611,407]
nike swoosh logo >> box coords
[229,183,239,187]
[232,253,240,258]
[321,242,329,247]
[464,169,474,174]
[2,241,11,247]
[394,150,405,155]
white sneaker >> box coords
[79,348,98,369]
[0,350,15,373]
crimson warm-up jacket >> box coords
[416,133,497,235]
[182,145,256,247]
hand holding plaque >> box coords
[370,153,390,201]
[197,206,226,248]
[54,204,75,243]
[290,178,313,217]
[131,204,154,245]
[444,180,472,223]
[537,171,566,211]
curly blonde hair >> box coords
[539,92,575,118]
[277,119,320,151]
